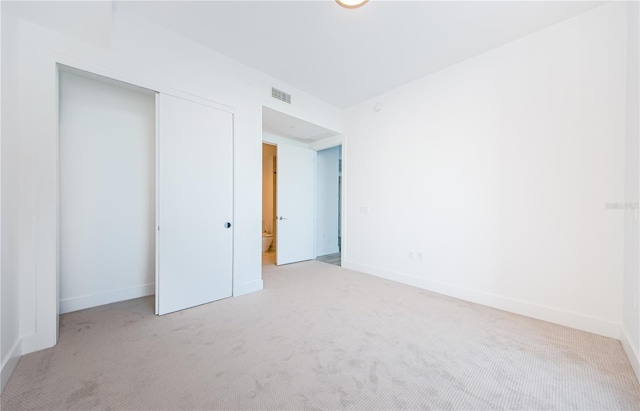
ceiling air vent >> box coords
[272,87,291,104]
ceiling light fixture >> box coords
[336,0,369,9]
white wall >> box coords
[58,71,156,314]
[343,3,627,338]
[0,1,343,373]
[0,0,3,390]
[622,0,640,381]
[316,146,341,256]
[1,6,21,392]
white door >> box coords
[277,144,315,265]
[156,93,233,315]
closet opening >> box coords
[58,67,157,316]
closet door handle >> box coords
[224,222,232,229]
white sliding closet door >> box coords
[156,93,233,315]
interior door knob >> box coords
[279,216,287,220]
[224,222,232,229]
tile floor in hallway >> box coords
[316,252,341,266]
[262,250,276,266]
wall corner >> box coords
[620,326,640,384]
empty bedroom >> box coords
[1,1,639,410]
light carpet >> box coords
[2,261,639,410]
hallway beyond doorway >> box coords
[316,252,341,267]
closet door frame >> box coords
[55,57,235,330]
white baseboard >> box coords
[342,260,620,339]
[59,283,155,314]
[620,326,640,383]
[235,279,263,296]
[1,338,22,393]
[317,247,339,257]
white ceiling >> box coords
[121,0,604,108]
[4,1,113,48]
[6,0,605,142]
[263,106,339,142]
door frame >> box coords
[314,144,343,259]
[310,139,345,266]
[261,132,345,268]
[261,142,278,263]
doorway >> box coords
[261,106,342,270]
[262,143,277,266]
[315,145,342,266]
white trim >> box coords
[263,132,310,148]
[54,54,234,114]
[230,111,236,298]
[1,338,21,392]
[620,326,640,383]
[0,2,3,392]
[235,279,263,296]
[342,260,621,339]
[20,334,44,357]
[310,135,343,151]
[313,151,318,262]
[59,284,155,314]
[155,93,161,315]
[340,139,347,269]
